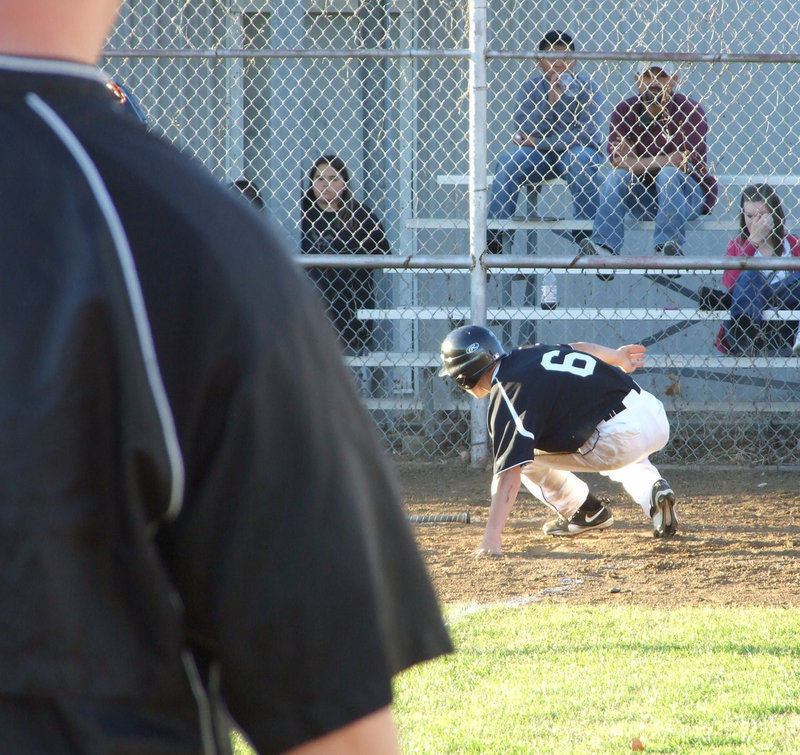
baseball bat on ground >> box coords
[408,513,470,524]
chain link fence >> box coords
[104,1,800,467]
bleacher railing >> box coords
[103,1,800,466]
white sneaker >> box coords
[650,479,677,538]
[543,505,614,536]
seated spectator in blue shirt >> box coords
[487,30,604,254]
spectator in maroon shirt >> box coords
[582,62,718,279]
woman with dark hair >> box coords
[715,184,800,355]
[301,155,390,354]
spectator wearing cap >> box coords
[487,29,605,255]
[582,61,718,277]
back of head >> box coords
[231,178,265,209]
[438,325,507,389]
[538,29,575,51]
[0,0,122,64]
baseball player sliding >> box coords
[439,325,677,557]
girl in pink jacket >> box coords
[715,184,800,355]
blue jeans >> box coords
[592,167,705,253]
[723,269,800,352]
[729,270,800,318]
[488,145,602,221]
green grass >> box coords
[231,603,800,754]
[393,604,800,754]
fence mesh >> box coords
[104,1,800,466]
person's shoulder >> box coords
[612,96,637,114]
[725,237,751,257]
[674,91,699,104]
[94,118,232,213]
[786,234,800,255]
[110,128,297,282]
[675,91,707,114]
[574,74,603,98]
[517,76,543,95]
[353,199,378,218]
[503,343,571,375]
[352,199,387,229]
[496,347,522,369]
[575,72,600,89]
[508,343,550,361]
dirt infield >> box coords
[397,461,800,608]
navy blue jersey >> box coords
[0,56,450,753]
[488,344,639,473]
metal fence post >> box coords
[103,2,800,469]
[469,0,489,467]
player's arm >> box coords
[477,465,523,557]
[680,101,710,172]
[569,342,645,373]
[285,707,399,755]
[513,80,546,145]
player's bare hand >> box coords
[617,343,645,373]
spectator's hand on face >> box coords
[545,71,569,104]
[749,211,773,246]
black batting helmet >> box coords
[438,325,507,389]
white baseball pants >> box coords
[518,388,670,519]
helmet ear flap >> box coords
[453,371,472,390]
